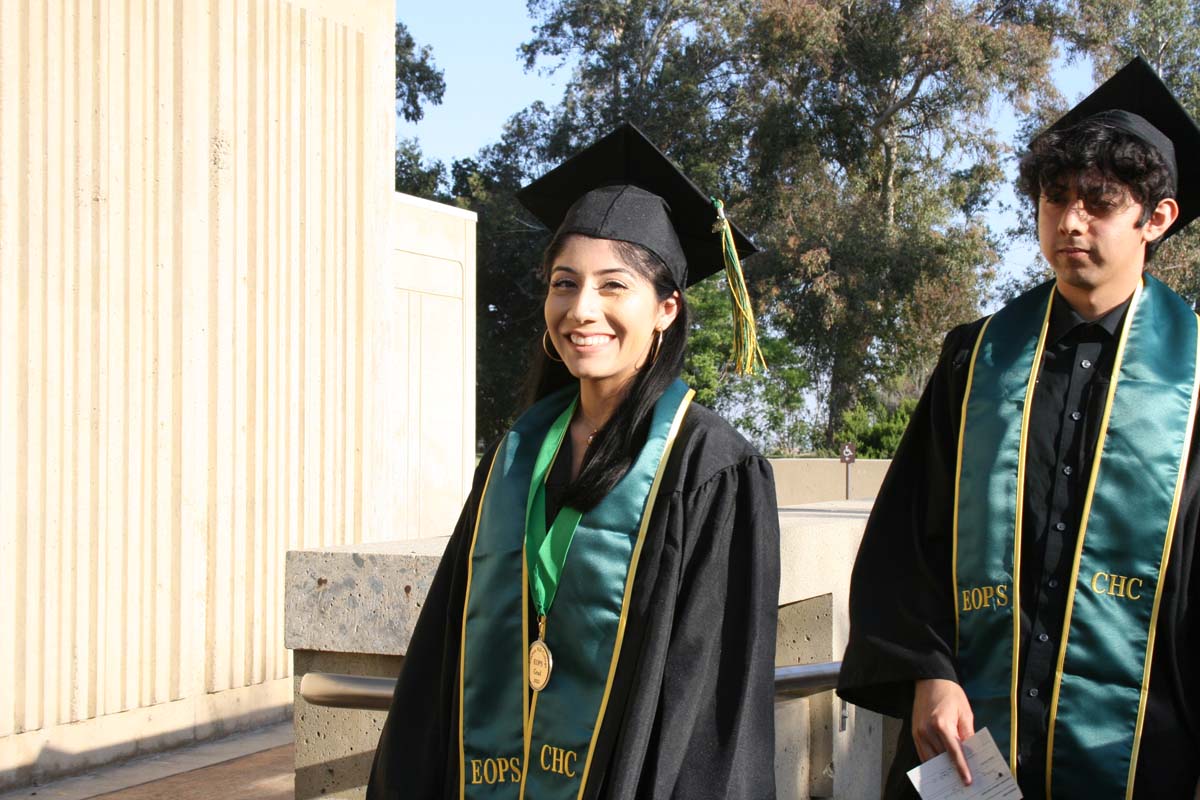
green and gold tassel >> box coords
[712,198,766,375]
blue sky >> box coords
[395,1,1096,290]
[395,0,565,163]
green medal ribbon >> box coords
[524,397,584,622]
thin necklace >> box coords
[577,409,604,448]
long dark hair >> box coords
[522,234,689,512]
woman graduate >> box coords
[366,124,781,799]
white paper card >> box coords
[906,728,1023,800]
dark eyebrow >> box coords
[549,265,633,277]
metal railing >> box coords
[298,662,841,711]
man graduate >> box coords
[838,57,1200,799]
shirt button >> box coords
[1071,411,1082,421]
[1063,465,1073,476]
[1081,359,1093,369]
[1055,522,1067,531]
[1029,688,1040,697]
[1049,578,1060,589]
[1038,633,1050,642]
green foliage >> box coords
[393,24,448,201]
[834,398,918,459]
[395,138,448,200]
[425,0,1200,446]
[744,0,1061,445]
[450,108,559,447]
[395,22,446,123]
[683,281,815,454]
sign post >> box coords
[839,442,857,500]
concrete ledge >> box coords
[770,458,891,506]
[285,539,449,655]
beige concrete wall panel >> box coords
[419,294,467,535]
[363,195,477,544]
[0,0,20,740]
[0,0,458,786]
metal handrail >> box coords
[301,671,396,711]
[774,660,841,699]
[298,661,841,711]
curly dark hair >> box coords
[1016,116,1176,261]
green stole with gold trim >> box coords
[458,379,693,799]
[954,275,1199,799]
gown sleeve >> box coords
[365,443,500,799]
[626,454,781,800]
[836,322,981,719]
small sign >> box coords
[840,442,856,464]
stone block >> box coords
[293,650,403,800]
[285,537,449,655]
[832,697,883,799]
[778,594,835,797]
[775,697,811,800]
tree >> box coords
[395,22,446,123]
[395,138,448,199]
[451,107,560,448]
[744,0,1061,443]
[393,23,448,200]
[520,0,758,174]
[834,397,917,458]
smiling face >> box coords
[544,235,679,395]
[1037,176,1177,312]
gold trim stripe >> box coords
[1124,310,1200,799]
[458,445,503,800]
[1008,290,1054,771]
[953,316,993,656]
[519,690,541,795]
[573,389,695,799]
[518,538,534,794]
[1044,280,1143,799]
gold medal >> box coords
[529,616,553,691]
[529,639,553,691]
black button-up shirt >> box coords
[1015,292,1130,795]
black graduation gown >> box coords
[837,315,1200,799]
[367,403,781,799]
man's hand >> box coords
[912,678,975,785]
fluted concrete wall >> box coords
[0,0,475,788]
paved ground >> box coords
[0,723,293,800]
[89,745,293,800]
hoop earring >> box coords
[649,329,664,366]
[542,330,564,362]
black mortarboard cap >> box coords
[516,122,758,287]
[1041,56,1200,237]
